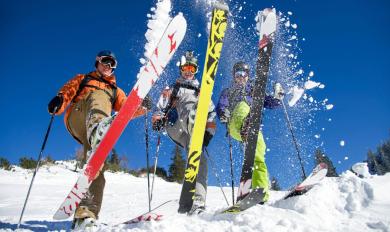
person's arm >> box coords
[264,83,285,109]
[48,74,84,115]
[216,89,230,122]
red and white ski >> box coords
[283,162,328,200]
[53,14,187,220]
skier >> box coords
[151,50,216,214]
[216,61,284,203]
[47,50,151,228]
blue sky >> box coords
[1,0,389,189]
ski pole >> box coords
[18,108,57,229]
[144,112,151,212]
[225,124,235,205]
[150,132,161,203]
[204,148,230,206]
[280,99,307,179]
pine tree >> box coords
[107,148,121,172]
[270,176,281,191]
[110,148,120,165]
[378,139,390,172]
[315,149,338,177]
[367,150,378,174]
[0,157,11,170]
[168,145,186,183]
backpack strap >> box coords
[162,81,200,115]
[71,73,118,106]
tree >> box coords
[366,135,390,175]
[74,147,84,171]
[367,150,379,174]
[168,145,186,183]
[0,157,11,170]
[270,176,281,191]
[42,155,55,165]
[106,148,122,172]
[19,157,37,169]
[315,149,338,177]
[377,139,390,172]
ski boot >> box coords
[88,114,116,150]
[188,197,206,215]
[72,206,97,230]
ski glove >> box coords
[219,109,230,124]
[152,115,166,132]
[273,83,285,101]
[203,131,213,147]
[142,95,153,111]
[48,95,63,114]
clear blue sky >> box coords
[1,0,389,189]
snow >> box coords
[326,104,334,110]
[1,162,390,231]
[288,86,304,106]
[352,163,371,178]
[304,80,320,89]
[143,0,172,62]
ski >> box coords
[178,1,229,214]
[282,162,328,200]
[236,8,277,202]
[121,199,178,224]
[53,14,187,220]
[220,163,328,214]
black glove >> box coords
[142,95,153,110]
[203,131,213,147]
[152,117,166,131]
[219,109,230,124]
[48,95,63,114]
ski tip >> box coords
[53,211,71,220]
[213,1,229,12]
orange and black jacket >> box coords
[55,71,146,125]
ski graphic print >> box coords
[53,14,187,220]
[178,2,229,214]
[236,8,277,202]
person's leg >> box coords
[228,101,269,202]
[251,132,269,202]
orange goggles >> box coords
[181,64,197,74]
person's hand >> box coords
[219,109,230,124]
[48,95,63,114]
[142,95,153,110]
[152,114,166,131]
[273,83,285,101]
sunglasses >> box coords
[234,70,248,78]
[181,64,197,74]
[97,56,117,69]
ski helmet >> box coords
[232,61,250,77]
[95,50,117,69]
[180,50,198,74]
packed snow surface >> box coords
[0,161,389,231]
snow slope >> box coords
[0,162,389,232]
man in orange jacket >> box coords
[48,50,151,228]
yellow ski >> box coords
[178,1,228,213]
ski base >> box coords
[220,188,266,214]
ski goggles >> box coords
[180,64,197,74]
[234,70,248,78]
[96,56,117,69]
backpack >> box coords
[72,73,118,106]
